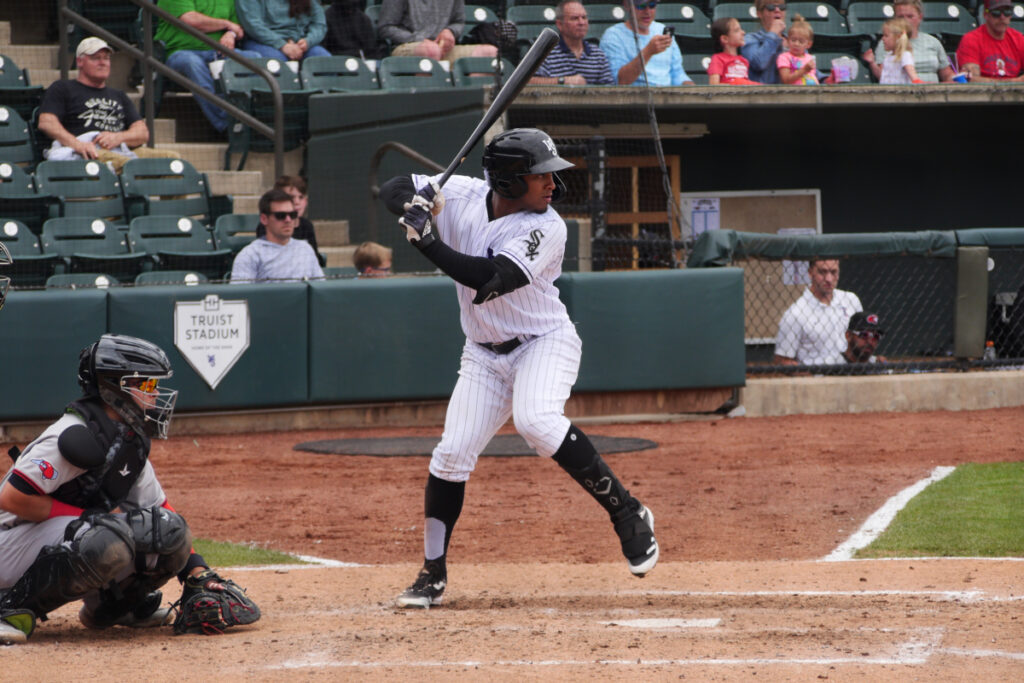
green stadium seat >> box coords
[586,4,629,42]
[378,56,454,90]
[0,161,57,235]
[213,213,259,254]
[41,216,147,278]
[711,3,762,33]
[784,2,857,52]
[659,4,715,54]
[847,2,896,40]
[127,215,232,279]
[0,54,44,125]
[300,55,379,92]
[920,3,976,52]
[134,269,208,285]
[34,160,127,224]
[683,53,713,84]
[121,157,215,224]
[451,56,516,86]
[45,272,120,289]
[0,105,37,170]
[0,218,61,287]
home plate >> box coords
[601,618,721,629]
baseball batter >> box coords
[380,128,658,609]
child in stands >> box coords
[777,15,819,84]
[879,18,922,84]
[708,17,759,84]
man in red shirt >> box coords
[956,0,1024,81]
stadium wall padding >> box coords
[0,270,745,421]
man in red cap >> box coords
[956,0,1024,81]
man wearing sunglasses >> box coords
[230,188,325,283]
[842,312,888,364]
[600,0,693,86]
[741,0,789,83]
[955,0,1024,81]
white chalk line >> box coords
[824,465,956,562]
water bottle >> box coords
[983,340,997,360]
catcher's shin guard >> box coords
[552,425,633,516]
[0,514,134,619]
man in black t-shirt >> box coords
[38,37,178,172]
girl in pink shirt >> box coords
[777,15,819,84]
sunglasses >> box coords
[633,1,658,9]
[271,211,299,220]
[763,3,787,10]
[987,7,1014,16]
[854,331,882,342]
[126,377,160,393]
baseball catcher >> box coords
[0,334,259,644]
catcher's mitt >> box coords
[171,569,260,635]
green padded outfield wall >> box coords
[106,283,309,411]
[559,270,746,390]
[308,276,464,402]
[306,89,486,275]
[0,289,108,419]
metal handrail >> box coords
[56,0,284,179]
[366,142,444,241]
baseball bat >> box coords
[434,27,560,189]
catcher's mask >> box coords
[482,128,574,201]
[78,334,178,439]
[0,241,11,312]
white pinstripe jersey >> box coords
[413,173,570,343]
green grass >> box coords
[192,538,309,567]
[856,462,1024,558]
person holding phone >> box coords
[600,0,693,85]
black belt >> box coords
[477,337,524,355]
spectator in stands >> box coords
[323,0,386,58]
[777,14,819,84]
[236,0,330,62]
[255,176,326,266]
[876,18,922,84]
[862,0,955,83]
[530,1,615,85]
[741,0,787,84]
[955,0,1024,81]
[600,0,693,86]
[377,0,497,61]
[708,17,759,84]
[230,188,324,282]
[353,241,393,276]
[155,0,263,134]
[37,38,180,172]
[842,312,888,364]
[774,259,863,366]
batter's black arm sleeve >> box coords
[420,242,528,299]
[380,175,416,216]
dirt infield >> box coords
[3,407,1023,679]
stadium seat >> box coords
[40,216,147,278]
[67,0,139,46]
[465,5,501,26]
[0,105,37,170]
[127,215,232,279]
[586,4,628,42]
[0,54,44,125]
[711,3,762,33]
[920,3,976,52]
[451,56,516,86]
[785,2,859,52]
[323,266,359,277]
[34,159,128,224]
[0,218,61,286]
[682,53,713,84]
[0,160,57,235]
[300,55,379,92]
[134,269,208,285]
[213,213,259,254]
[506,5,557,55]
[219,58,315,171]
[120,157,215,224]
[45,272,120,289]
[847,2,896,42]
[377,56,454,90]
[659,4,715,54]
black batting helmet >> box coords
[78,334,178,439]
[482,128,574,201]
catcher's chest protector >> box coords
[52,399,149,510]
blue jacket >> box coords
[741,29,783,84]
[236,0,327,49]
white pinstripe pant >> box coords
[429,322,583,482]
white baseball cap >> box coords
[76,37,113,58]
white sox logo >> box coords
[542,137,558,157]
[524,229,543,261]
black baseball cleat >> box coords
[612,501,659,577]
[397,560,447,609]
[80,591,171,629]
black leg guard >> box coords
[552,425,635,517]
[424,473,465,559]
[0,514,135,620]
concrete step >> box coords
[26,67,76,89]
[166,142,228,172]
[321,245,357,269]
[152,118,176,144]
[206,169,263,196]
[2,45,59,73]
[0,22,11,46]
[316,220,349,247]
[233,195,260,214]
[228,147,305,180]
